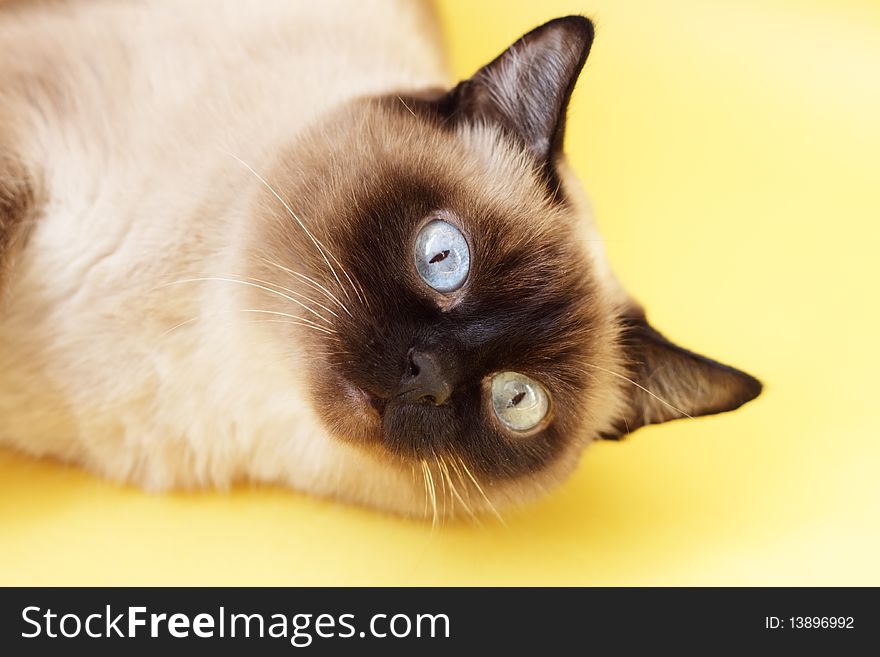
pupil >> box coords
[508,391,527,408]
[429,249,450,264]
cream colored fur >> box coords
[0,0,626,516]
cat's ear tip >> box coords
[697,359,765,407]
[703,361,764,417]
[730,367,764,407]
[556,15,595,35]
[534,15,595,45]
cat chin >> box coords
[299,373,589,521]
[337,442,585,522]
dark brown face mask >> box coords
[250,15,761,487]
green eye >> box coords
[490,372,550,432]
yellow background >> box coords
[3,0,879,585]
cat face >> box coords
[248,17,761,516]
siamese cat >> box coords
[0,0,761,520]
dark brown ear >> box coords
[602,316,763,439]
[434,16,594,165]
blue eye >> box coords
[414,219,470,293]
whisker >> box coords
[435,455,450,519]
[161,276,332,325]
[438,455,476,521]
[239,309,337,336]
[456,455,505,525]
[325,248,369,309]
[260,257,353,318]
[580,362,693,420]
[419,461,430,520]
[246,274,340,319]
[247,319,342,341]
[246,322,338,338]
[432,452,449,520]
[222,150,359,307]
[422,459,439,529]
[159,317,199,339]
[446,456,480,523]
[398,96,417,117]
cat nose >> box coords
[398,348,454,406]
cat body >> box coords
[0,1,760,518]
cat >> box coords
[0,0,761,520]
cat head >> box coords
[248,16,761,518]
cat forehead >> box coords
[291,100,566,227]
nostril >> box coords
[406,348,421,378]
[399,347,454,406]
